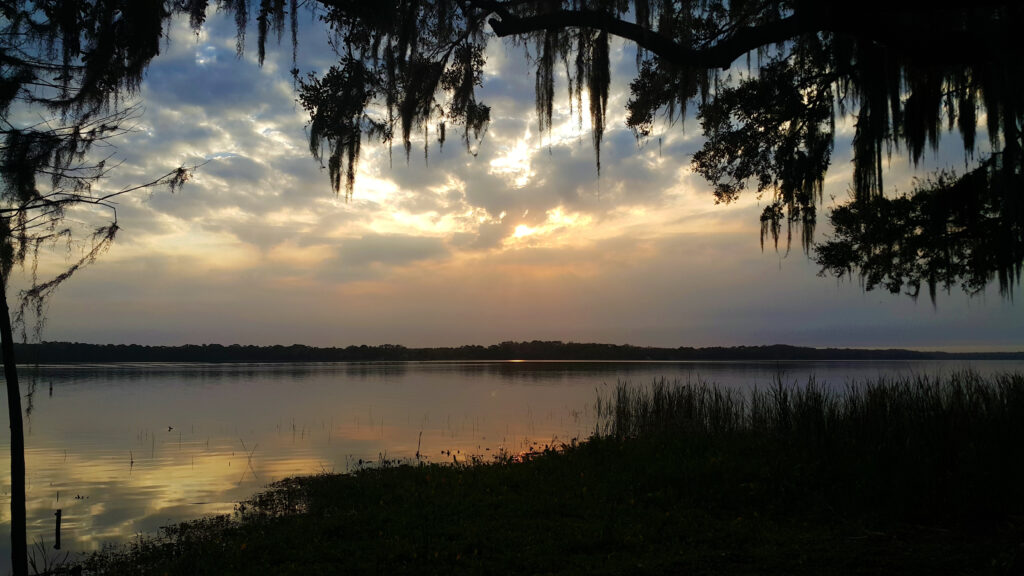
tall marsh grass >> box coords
[596,371,1024,522]
[598,371,1024,439]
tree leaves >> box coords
[815,164,1024,302]
[290,0,493,194]
[692,57,833,252]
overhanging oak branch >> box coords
[483,8,806,70]
[480,4,986,71]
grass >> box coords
[78,371,1024,575]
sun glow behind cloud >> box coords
[512,224,535,238]
[504,207,595,248]
[488,133,536,187]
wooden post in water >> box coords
[54,509,61,550]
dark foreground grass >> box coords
[80,372,1024,575]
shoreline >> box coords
[77,372,1024,574]
[9,341,1024,364]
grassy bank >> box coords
[79,372,1024,575]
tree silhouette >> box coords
[237,0,1021,299]
[0,3,204,573]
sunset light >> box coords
[512,224,535,238]
[488,135,535,188]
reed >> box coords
[600,371,1024,438]
[596,371,1024,522]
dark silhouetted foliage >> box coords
[7,340,1021,363]
[815,159,1024,300]
[1,3,219,573]
[229,1,1023,298]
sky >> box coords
[17,9,1024,351]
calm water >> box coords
[1,359,1022,570]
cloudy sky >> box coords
[19,9,1023,351]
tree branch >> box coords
[483,7,805,70]
[480,3,995,71]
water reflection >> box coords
[1,359,1022,571]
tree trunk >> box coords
[0,271,27,576]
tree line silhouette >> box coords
[7,340,1021,363]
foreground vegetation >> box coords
[78,372,1024,574]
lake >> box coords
[1,359,1022,571]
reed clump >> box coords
[596,371,1024,523]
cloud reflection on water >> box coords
[2,362,606,568]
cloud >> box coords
[337,234,449,268]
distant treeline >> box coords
[5,341,1023,364]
